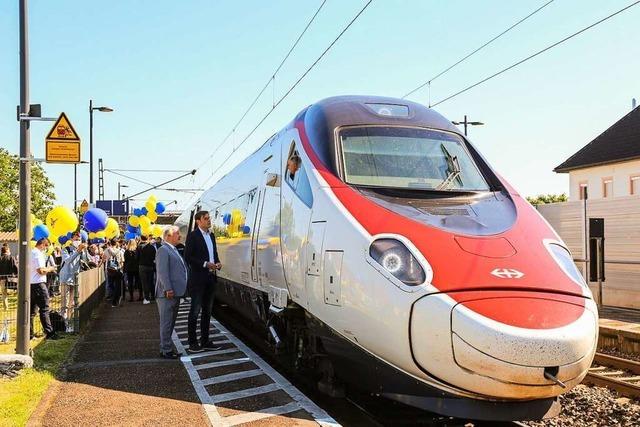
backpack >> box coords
[107,251,121,277]
[49,311,67,333]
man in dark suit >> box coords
[184,210,222,354]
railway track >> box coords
[212,303,530,426]
[585,352,640,398]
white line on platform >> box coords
[171,330,225,426]
[211,319,340,426]
[180,347,239,361]
[211,383,281,404]
[173,301,340,427]
[195,357,251,371]
[224,401,301,426]
[200,368,263,386]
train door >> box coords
[250,187,265,283]
[281,139,314,306]
[255,161,286,293]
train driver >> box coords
[287,154,301,181]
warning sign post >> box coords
[45,112,80,163]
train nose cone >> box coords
[410,292,598,399]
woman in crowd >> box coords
[123,240,141,302]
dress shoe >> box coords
[160,351,180,359]
[186,344,205,354]
[202,341,223,351]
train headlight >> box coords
[370,239,426,285]
[546,242,587,287]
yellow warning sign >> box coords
[80,199,89,214]
[46,112,81,163]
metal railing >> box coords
[0,267,105,345]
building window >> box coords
[602,177,613,198]
[631,175,640,195]
[579,182,588,200]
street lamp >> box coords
[89,99,113,203]
[118,182,129,199]
[452,115,484,136]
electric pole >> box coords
[17,0,31,355]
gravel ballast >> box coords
[524,384,640,426]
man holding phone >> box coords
[155,226,187,359]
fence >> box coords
[537,196,640,309]
[0,267,105,346]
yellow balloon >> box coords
[29,240,36,249]
[128,216,140,227]
[105,218,119,239]
[46,206,79,236]
[145,200,156,213]
[147,211,158,222]
[139,215,151,228]
[151,224,163,238]
[96,231,106,239]
[147,195,157,203]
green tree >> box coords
[0,148,56,231]
[526,193,568,206]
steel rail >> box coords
[584,352,640,398]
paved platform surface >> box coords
[30,296,210,426]
[29,295,337,426]
[598,306,640,353]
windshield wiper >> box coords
[436,145,462,190]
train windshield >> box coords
[340,126,490,191]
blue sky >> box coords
[1,0,639,211]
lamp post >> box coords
[118,183,129,199]
[452,115,484,136]
[89,100,113,203]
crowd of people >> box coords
[2,209,223,358]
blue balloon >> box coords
[80,230,89,242]
[58,235,69,245]
[223,213,231,225]
[83,208,108,232]
[242,225,251,235]
[124,232,137,240]
[141,207,148,215]
[155,202,166,214]
[33,224,50,241]
[126,224,138,233]
[66,231,74,239]
[133,208,143,217]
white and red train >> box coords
[176,96,598,421]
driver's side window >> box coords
[285,142,301,189]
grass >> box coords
[0,334,78,427]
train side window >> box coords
[285,142,313,208]
[295,163,313,208]
[286,143,301,186]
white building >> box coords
[555,105,640,201]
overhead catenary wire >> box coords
[198,0,374,191]
[193,0,329,173]
[430,0,640,108]
[401,0,555,101]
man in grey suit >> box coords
[155,226,187,359]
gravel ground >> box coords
[599,347,640,363]
[524,385,640,426]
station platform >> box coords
[29,297,334,426]
[598,306,640,354]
